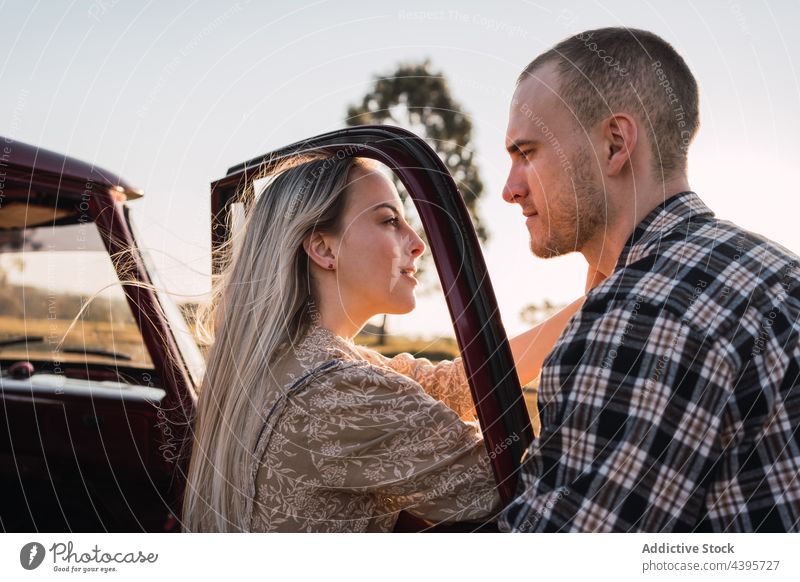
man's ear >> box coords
[602,113,638,177]
[303,231,337,270]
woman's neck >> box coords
[312,296,367,341]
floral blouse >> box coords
[246,323,501,532]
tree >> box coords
[346,59,487,343]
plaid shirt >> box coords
[500,191,800,532]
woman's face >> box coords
[331,167,426,321]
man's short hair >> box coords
[518,27,700,178]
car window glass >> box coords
[0,222,154,369]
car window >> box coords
[0,221,154,369]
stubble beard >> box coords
[530,148,606,259]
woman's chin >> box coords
[387,295,417,315]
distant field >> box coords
[355,333,461,360]
[0,316,152,366]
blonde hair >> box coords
[181,154,369,531]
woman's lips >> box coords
[399,268,418,285]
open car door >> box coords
[210,126,534,528]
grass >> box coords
[355,333,461,359]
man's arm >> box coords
[501,299,734,532]
[509,296,585,386]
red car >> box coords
[1,127,532,532]
[0,137,203,531]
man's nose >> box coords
[503,172,526,204]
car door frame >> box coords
[209,125,534,504]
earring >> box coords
[328,263,334,270]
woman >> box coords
[182,155,584,532]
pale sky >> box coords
[2,0,799,338]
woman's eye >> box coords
[385,217,400,227]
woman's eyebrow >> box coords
[372,203,402,215]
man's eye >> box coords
[520,149,534,159]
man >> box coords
[499,27,800,532]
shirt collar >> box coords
[303,321,364,361]
[615,191,715,271]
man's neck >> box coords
[583,175,691,278]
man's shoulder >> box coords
[627,213,795,279]
[612,217,796,314]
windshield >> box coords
[0,218,153,369]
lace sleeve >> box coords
[310,362,501,524]
[354,346,476,421]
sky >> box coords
[2,0,799,338]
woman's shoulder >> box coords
[270,323,364,379]
[317,356,423,394]
[297,359,474,449]
[276,324,442,409]
[291,357,441,420]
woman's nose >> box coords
[409,228,426,258]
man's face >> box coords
[504,62,606,259]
